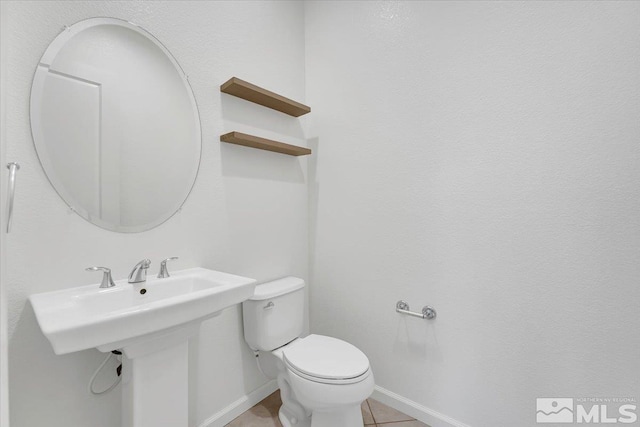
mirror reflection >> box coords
[30,18,201,232]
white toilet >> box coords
[243,277,374,427]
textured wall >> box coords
[305,1,640,426]
[2,1,307,426]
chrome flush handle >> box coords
[86,266,116,288]
[157,257,179,278]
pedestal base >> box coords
[121,323,198,427]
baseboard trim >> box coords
[371,386,471,427]
[198,380,279,427]
[197,381,468,427]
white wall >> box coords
[2,1,308,426]
[305,1,640,426]
[1,2,10,425]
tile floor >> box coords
[226,390,430,427]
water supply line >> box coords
[254,350,268,378]
[88,351,122,395]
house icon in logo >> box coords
[537,398,574,423]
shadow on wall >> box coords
[393,317,443,364]
[220,143,305,183]
[306,137,320,306]
[10,301,120,426]
[220,95,305,139]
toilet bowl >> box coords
[243,278,374,427]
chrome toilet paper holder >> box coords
[396,300,437,320]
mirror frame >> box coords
[29,17,202,233]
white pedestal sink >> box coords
[30,267,257,427]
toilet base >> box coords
[278,373,311,427]
[310,405,364,427]
[279,406,311,427]
[279,404,363,427]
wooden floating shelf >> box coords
[220,131,311,157]
[220,77,311,117]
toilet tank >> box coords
[242,277,305,351]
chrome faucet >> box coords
[128,259,151,284]
[86,266,116,288]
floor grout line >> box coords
[366,398,376,424]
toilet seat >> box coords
[282,335,370,385]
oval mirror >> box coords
[30,18,201,232]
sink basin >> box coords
[30,267,257,355]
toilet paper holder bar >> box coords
[396,300,437,320]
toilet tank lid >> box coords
[249,277,305,300]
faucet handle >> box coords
[86,266,116,288]
[158,257,179,278]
